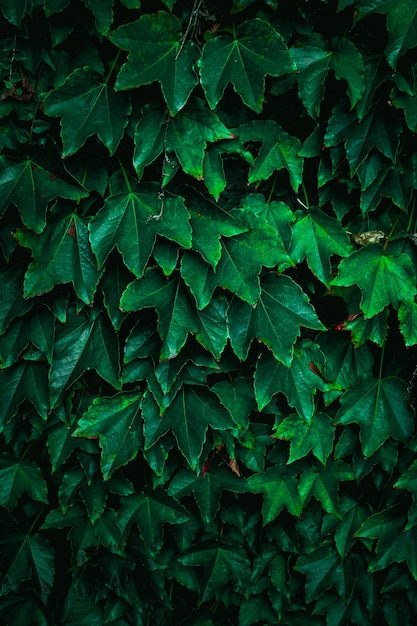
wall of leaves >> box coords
[1,0,417,623]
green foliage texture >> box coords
[1,0,417,623]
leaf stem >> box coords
[406,194,416,233]
[118,158,132,193]
[105,49,121,85]
[267,173,278,203]
[378,343,385,380]
[301,180,309,208]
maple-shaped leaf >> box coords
[291,36,365,118]
[73,392,143,480]
[118,491,189,556]
[0,531,54,600]
[345,308,389,347]
[228,272,324,366]
[0,361,49,432]
[42,503,124,565]
[15,213,101,304]
[42,67,130,156]
[273,412,335,465]
[294,546,344,603]
[298,459,354,517]
[398,300,417,346]
[290,206,352,285]
[120,268,228,359]
[199,18,295,112]
[0,260,33,334]
[0,305,55,367]
[235,120,303,190]
[322,496,369,559]
[168,466,248,525]
[48,307,120,408]
[82,0,113,34]
[142,385,235,470]
[0,153,87,233]
[254,339,329,420]
[248,465,303,523]
[89,187,192,279]
[357,0,417,68]
[324,104,401,175]
[178,540,251,602]
[212,377,256,430]
[133,99,233,181]
[335,376,414,457]
[0,454,48,510]
[110,12,199,114]
[183,188,247,268]
[330,243,416,318]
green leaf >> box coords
[290,207,352,286]
[0,155,87,233]
[120,268,228,359]
[169,465,247,525]
[298,459,354,517]
[228,273,325,365]
[89,188,191,279]
[0,261,33,334]
[133,99,233,181]
[294,546,343,603]
[0,454,48,510]
[142,385,235,470]
[0,305,55,367]
[0,0,28,25]
[336,377,414,456]
[248,465,303,523]
[235,120,303,190]
[73,392,143,480]
[49,307,120,408]
[15,213,101,304]
[178,540,251,602]
[254,340,329,420]
[330,244,416,318]
[110,12,199,114]
[82,0,113,34]
[42,67,130,156]
[199,19,295,112]
[212,377,255,430]
[324,104,401,176]
[118,491,189,556]
[398,300,417,346]
[0,361,49,431]
[0,531,54,599]
[292,37,365,118]
[273,412,335,465]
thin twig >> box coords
[175,0,203,60]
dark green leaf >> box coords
[0,454,48,510]
[273,412,335,465]
[248,465,303,523]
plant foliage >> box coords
[1,0,417,623]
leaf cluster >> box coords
[1,0,417,624]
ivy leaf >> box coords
[273,412,335,465]
[142,385,235,471]
[336,377,414,457]
[324,104,401,175]
[49,307,120,408]
[168,466,248,525]
[73,392,143,480]
[179,541,251,602]
[82,0,113,35]
[212,377,256,430]
[330,244,416,318]
[248,465,303,523]
[0,362,49,431]
[235,120,303,190]
[118,491,189,556]
[199,19,295,112]
[89,188,191,279]
[0,261,33,335]
[0,154,87,233]
[0,306,55,367]
[15,213,101,305]
[228,273,325,366]
[292,37,365,118]
[120,268,228,359]
[398,300,417,346]
[133,99,233,181]
[298,459,355,517]
[0,531,54,600]
[294,546,342,603]
[254,340,329,420]
[290,206,353,286]
[42,67,130,156]
[0,454,48,510]
[110,12,199,114]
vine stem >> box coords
[175,0,203,60]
